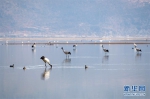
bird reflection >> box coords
[32,49,36,53]
[102,55,109,63]
[136,53,141,56]
[41,68,51,80]
[62,58,71,63]
[135,53,141,59]
[73,48,77,52]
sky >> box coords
[0,0,150,37]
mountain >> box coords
[0,0,150,37]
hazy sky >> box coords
[0,0,150,37]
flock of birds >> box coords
[10,43,142,70]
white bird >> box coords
[40,56,52,68]
[61,47,71,58]
[32,43,36,48]
[102,45,109,53]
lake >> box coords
[0,41,150,99]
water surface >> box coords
[0,43,150,99]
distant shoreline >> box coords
[0,37,149,41]
[1,37,150,45]
[6,42,150,45]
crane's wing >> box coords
[44,58,50,63]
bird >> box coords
[102,45,109,53]
[135,48,142,52]
[61,47,71,58]
[132,43,142,52]
[73,44,77,49]
[32,43,36,48]
[10,64,14,67]
[132,43,137,49]
[85,65,88,69]
[23,67,26,70]
[73,44,77,48]
[134,43,137,48]
[40,56,52,68]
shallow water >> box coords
[0,43,150,99]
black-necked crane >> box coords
[73,44,77,49]
[40,56,52,68]
[133,43,142,52]
[32,43,36,48]
[102,45,109,53]
[61,47,71,58]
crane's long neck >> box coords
[62,49,65,53]
[102,46,104,50]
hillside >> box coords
[0,0,150,37]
